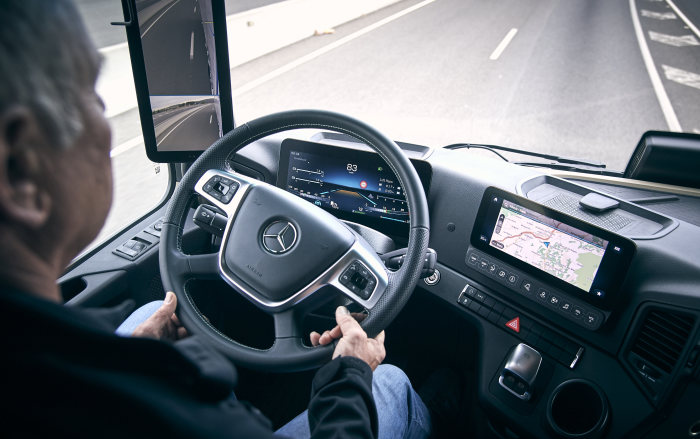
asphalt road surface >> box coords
[139,0,213,95]
[229,0,700,171]
[83,0,700,248]
[154,102,220,150]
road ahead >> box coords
[84,0,700,247]
[229,0,700,170]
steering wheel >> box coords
[160,110,430,372]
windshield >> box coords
[82,0,700,175]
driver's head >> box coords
[0,0,112,299]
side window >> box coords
[75,1,170,253]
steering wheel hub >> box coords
[159,110,430,371]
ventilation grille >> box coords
[631,310,696,373]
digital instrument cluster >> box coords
[277,139,431,235]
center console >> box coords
[469,187,636,330]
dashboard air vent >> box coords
[631,310,696,374]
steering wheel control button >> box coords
[203,176,239,204]
[262,221,298,254]
[340,260,377,300]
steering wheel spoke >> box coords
[186,252,220,279]
[273,308,301,339]
[161,110,429,371]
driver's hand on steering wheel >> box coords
[310,306,386,371]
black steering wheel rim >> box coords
[160,109,430,372]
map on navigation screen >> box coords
[489,200,608,292]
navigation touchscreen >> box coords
[490,199,608,292]
[472,188,635,310]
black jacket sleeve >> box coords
[307,356,378,439]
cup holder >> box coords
[546,379,609,438]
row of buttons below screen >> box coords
[467,251,602,329]
[457,285,583,369]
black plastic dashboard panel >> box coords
[277,138,432,236]
[519,175,677,239]
[471,187,636,312]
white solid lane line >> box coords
[665,0,700,39]
[141,0,182,39]
[649,31,699,47]
[158,105,208,146]
[231,0,437,97]
[190,31,195,60]
[630,0,682,131]
[489,28,518,61]
[111,135,144,158]
[662,65,700,90]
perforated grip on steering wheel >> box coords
[161,110,430,369]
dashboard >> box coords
[228,132,700,439]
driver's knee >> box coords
[372,364,432,438]
[374,364,410,392]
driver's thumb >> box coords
[154,292,177,320]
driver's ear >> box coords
[0,106,52,229]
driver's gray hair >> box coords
[0,0,102,149]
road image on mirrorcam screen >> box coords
[489,200,608,292]
[137,0,223,152]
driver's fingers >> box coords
[374,330,386,345]
[310,331,321,347]
[177,326,188,339]
[319,330,333,345]
[328,324,342,339]
[336,306,365,338]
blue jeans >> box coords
[276,363,431,438]
[117,302,431,438]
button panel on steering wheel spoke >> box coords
[339,260,377,300]
[202,175,239,204]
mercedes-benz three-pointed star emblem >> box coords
[262,221,298,254]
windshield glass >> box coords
[85,0,700,174]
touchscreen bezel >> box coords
[471,187,636,310]
[277,138,432,236]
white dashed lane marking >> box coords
[641,10,677,20]
[662,65,700,90]
[489,28,518,61]
[649,31,699,46]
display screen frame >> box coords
[277,138,432,237]
[471,187,636,310]
[123,0,235,163]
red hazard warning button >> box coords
[506,317,520,333]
